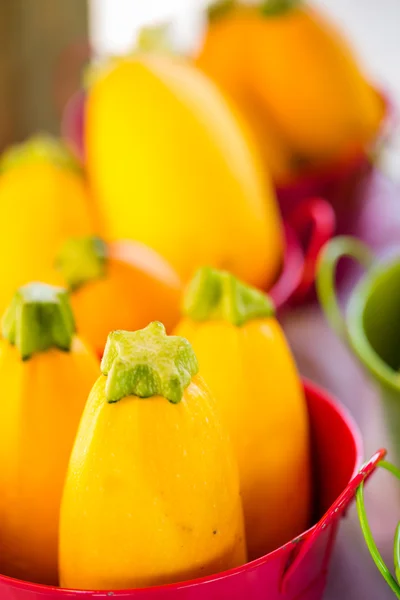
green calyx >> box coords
[55,236,107,292]
[136,23,176,55]
[183,267,275,327]
[207,0,236,21]
[2,283,75,360]
[101,322,199,404]
[260,0,301,17]
[0,134,82,175]
[83,57,120,89]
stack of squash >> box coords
[0,0,384,590]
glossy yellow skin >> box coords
[197,4,384,183]
[59,374,246,590]
[0,338,99,585]
[86,55,283,288]
[0,164,94,314]
[175,317,311,559]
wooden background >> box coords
[0,0,88,152]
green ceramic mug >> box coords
[317,236,400,460]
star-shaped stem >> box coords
[101,322,199,404]
[260,0,301,17]
[207,0,236,21]
[183,267,275,327]
[2,283,75,360]
[0,134,82,175]
[55,236,108,292]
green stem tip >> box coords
[260,0,301,17]
[101,322,199,404]
[0,133,82,176]
[207,0,236,21]
[55,236,107,292]
[183,267,275,327]
[2,283,75,360]
[136,23,176,55]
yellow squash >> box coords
[197,0,384,183]
[175,267,311,559]
[86,54,283,289]
[0,283,99,585]
[0,135,95,314]
[59,322,246,590]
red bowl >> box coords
[276,92,394,237]
[0,380,383,600]
[269,198,336,309]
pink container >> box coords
[62,89,86,163]
[0,380,383,600]
[276,93,393,237]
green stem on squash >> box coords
[2,283,76,360]
[183,267,275,327]
[136,23,176,55]
[55,236,108,292]
[207,0,237,21]
[82,56,125,89]
[101,322,199,404]
[0,134,82,175]
[260,0,302,17]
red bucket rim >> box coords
[0,379,362,597]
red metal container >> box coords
[0,380,383,600]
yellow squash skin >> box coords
[0,285,99,585]
[86,55,283,288]
[197,2,384,183]
[59,325,246,590]
[175,268,311,559]
[0,139,94,314]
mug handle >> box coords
[316,236,374,342]
[281,449,386,594]
[287,197,336,304]
[356,459,400,598]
